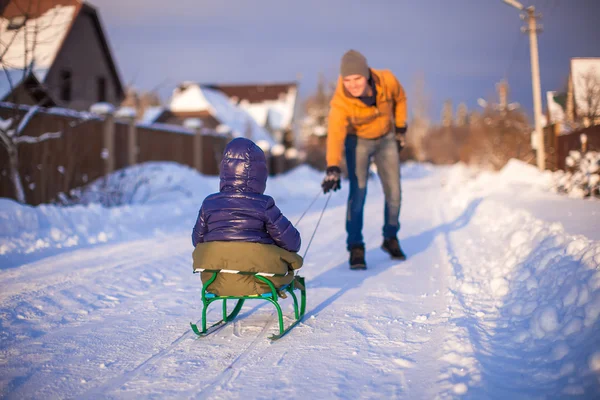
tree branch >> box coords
[15,104,39,135]
[14,131,61,144]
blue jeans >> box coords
[345,132,401,250]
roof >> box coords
[168,83,275,146]
[0,0,124,101]
[205,82,297,104]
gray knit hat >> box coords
[340,50,369,78]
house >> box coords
[547,58,600,130]
[0,0,124,111]
[204,82,298,147]
[145,82,275,148]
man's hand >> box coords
[395,126,407,152]
[321,166,342,194]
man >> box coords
[321,49,407,269]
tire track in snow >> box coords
[192,316,275,397]
[0,238,191,350]
[82,303,276,398]
[81,324,198,398]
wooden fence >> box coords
[544,124,600,171]
[0,103,238,205]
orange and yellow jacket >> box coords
[326,68,407,167]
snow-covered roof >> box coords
[170,82,212,112]
[141,106,166,124]
[571,58,600,117]
[0,4,77,85]
[0,1,124,102]
[205,83,298,131]
[242,103,270,127]
[546,91,565,125]
[168,83,275,146]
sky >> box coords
[90,0,600,122]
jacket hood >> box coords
[219,137,268,193]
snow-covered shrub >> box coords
[553,151,600,199]
[54,164,192,207]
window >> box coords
[97,77,106,102]
[7,16,27,30]
[60,70,72,102]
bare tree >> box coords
[406,72,431,162]
[576,67,600,127]
[300,72,335,170]
[0,1,84,203]
[0,107,59,201]
[121,86,162,120]
[461,105,533,170]
[421,90,533,170]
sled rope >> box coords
[301,191,332,260]
[294,189,322,226]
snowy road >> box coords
[1,162,599,399]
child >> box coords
[191,137,303,296]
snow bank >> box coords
[0,162,318,269]
[0,162,219,269]
[439,160,600,397]
[444,159,554,206]
[444,199,600,396]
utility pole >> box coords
[503,0,545,170]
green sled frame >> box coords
[190,269,306,341]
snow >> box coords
[140,106,165,124]
[231,86,297,132]
[255,139,271,152]
[285,148,299,159]
[114,107,137,119]
[201,86,275,145]
[1,159,600,398]
[182,118,203,130]
[242,103,270,126]
[136,122,195,136]
[90,102,116,115]
[169,83,275,145]
[169,82,211,112]
[547,91,566,126]
[0,5,76,83]
[271,143,285,156]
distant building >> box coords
[0,0,125,110]
[548,58,600,130]
[144,82,275,148]
[205,82,298,147]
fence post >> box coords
[184,118,203,173]
[215,124,233,166]
[581,133,588,153]
[128,117,137,166]
[285,147,299,171]
[271,144,285,175]
[91,103,116,176]
[256,140,272,174]
[116,107,138,166]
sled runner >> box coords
[190,268,306,341]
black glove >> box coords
[395,126,407,152]
[321,166,341,194]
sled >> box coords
[190,268,306,341]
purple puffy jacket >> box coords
[191,138,301,253]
